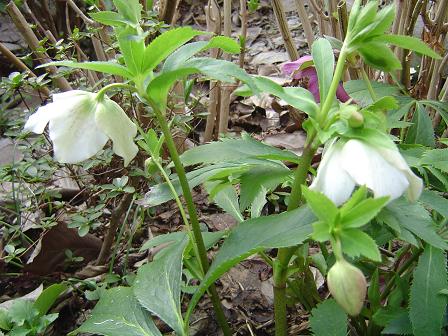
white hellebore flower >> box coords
[24,90,138,166]
[310,139,423,206]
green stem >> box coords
[273,42,350,336]
[273,143,317,336]
[96,83,137,101]
[149,102,231,336]
[360,67,377,101]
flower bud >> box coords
[348,110,364,128]
[327,259,367,316]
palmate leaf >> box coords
[133,238,188,336]
[405,103,435,147]
[72,287,161,336]
[117,26,145,75]
[419,148,448,173]
[419,190,448,218]
[180,134,300,166]
[309,299,348,336]
[381,198,447,250]
[185,206,315,322]
[205,182,243,222]
[344,80,400,106]
[409,245,447,336]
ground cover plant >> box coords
[0,0,447,335]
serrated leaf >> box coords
[312,38,334,103]
[341,196,389,229]
[113,0,142,24]
[180,135,299,166]
[302,186,338,224]
[89,11,131,27]
[358,42,402,72]
[382,310,413,335]
[186,206,315,321]
[340,229,381,261]
[133,238,188,335]
[383,198,447,249]
[373,34,441,59]
[419,190,448,218]
[419,149,448,173]
[405,103,435,147]
[41,61,133,78]
[309,299,348,336]
[72,287,161,336]
[117,26,145,75]
[139,231,225,252]
[344,80,400,107]
[206,183,243,222]
[409,245,447,336]
[250,186,268,218]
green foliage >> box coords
[72,287,161,336]
[311,38,334,103]
[409,245,447,336]
[405,103,435,147]
[0,284,66,336]
[309,299,347,336]
[133,238,188,335]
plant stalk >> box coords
[151,104,231,336]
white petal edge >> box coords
[24,104,58,134]
[49,98,108,163]
[95,98,138,166]
[376,146,423,202]
[340,140,409,201]
[310,140,356,206]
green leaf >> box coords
[9,300,38,327]
[358,42,402,72]
[33,284,67,316]
[142,27,204,73]
[180,134,300,166]
[40,61,133,78]
[309,299,348,336]
[250,186,268,218]
[117,26,145,75]
[405,103,435,147]
[72,287,161,336]
[368,269,381,311]
[341,197,389,229]
[239,165,292,211]
[382,198,448,250]
[419,190,448,218]
[340,229,381,261]
[252,76,319,116]
[344,80,400,107]
[89,11,131,27]
[139,231,225,252]
[419,149,448,173]
[206,182,243,222]
[382,310,413,335]
[373,34,441,59]
[186,206,315,321]
[312,38,334,103]
[113,0,142,24]
[162,36,240,73]
[134,238,188,335]
[302,186,338,224]
[0,308,11,330]
[409,245,447,336]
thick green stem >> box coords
[96,82,136,101]
[273,143,317,336]
[360,67,377,101]
[150,104,231,336]
[273,44,350,335]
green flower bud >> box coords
[348,110,364,128]
[327,259,367,316]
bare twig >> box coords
[295,0,314,49]
[270,0,299,60]
[239,0,248,68]
[6,1,72,91]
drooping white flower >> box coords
[310,138,423,206]
[24,90,138,166]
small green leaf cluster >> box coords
[0,284,66,336]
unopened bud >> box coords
[348,110,364,128]
[327,259,367,316]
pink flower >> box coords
[283,56,350,103]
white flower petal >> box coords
[310,140,356,205]
[52,90,94,102]
[49,97,108,163]
[95,98,138,166]
[24,104,58,134]
[341,140,409,201]
[376,147,423,202]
